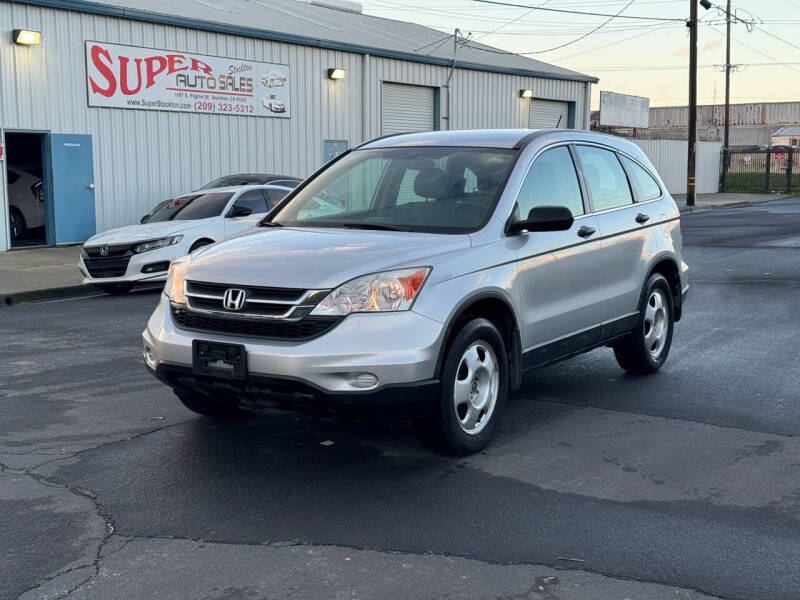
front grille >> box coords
[83,243,135,278]
[184,280,327,319]
[171,306,340,340]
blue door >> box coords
[49,134,96,244]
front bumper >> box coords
[79,243,189,285]
[142,295,445,409]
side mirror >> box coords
[508,205,574,234]
[228,206,253,218]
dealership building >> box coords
[0,0,596,251]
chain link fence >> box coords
[720,146,798,193]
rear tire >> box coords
[97,283,133,295]
[175,389,244,418]
[9,207,26,241]
[613,273,674,374]
[415,317,508,455]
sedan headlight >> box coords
[134,235,183,254]
[310,267,431,316]
[163,256,190,305]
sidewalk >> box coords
[0,245,88,306]
[674,192,784,213]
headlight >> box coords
[163,257,190,305]
[310,267,431,316]
[134,235,183,254]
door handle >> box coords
[635,213,650,224]
[577,225,596,238]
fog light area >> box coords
[346,372,378,389]
[143,345,157,369]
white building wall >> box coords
[631,139,722,195]
[0,2,590,250]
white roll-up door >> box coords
[381,83,435,135]
[530,99,570,129]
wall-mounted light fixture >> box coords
[519,89,534,99]
[13,29,41,46]
[328,68,346,80]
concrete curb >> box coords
[679,196,786,214]
[2,284,100,307]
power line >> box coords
[703,23,800,74]
[550,22,680,61]
[472,0,552,42]
[463,0,639,55]
[523,0,635,54]
[469,0,685,22]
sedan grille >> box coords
[82,243,135,278]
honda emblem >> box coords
[99,246,109,256]
[223,288,247,311]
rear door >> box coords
[49,133,96,244]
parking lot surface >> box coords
[2,198,799,600]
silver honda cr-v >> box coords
[143,129,688,455]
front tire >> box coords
[9,207,26,241]
[416,318,508,455]
[174,389,244,418]
[613,273,674,374]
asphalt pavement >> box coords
[1,197,799,600]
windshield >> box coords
[269,147,517,233]
[146,193,233,222]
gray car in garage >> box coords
[143,129,688,455]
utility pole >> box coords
[688,0,712,207]
[721,0,732,191]
[687,0,699,207]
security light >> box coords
[519,89,534,99]
[328,68,346,80]
[13,29,41,46]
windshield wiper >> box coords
[339,223,410,232]
[258,220,283,227]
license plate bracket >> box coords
[192,340,246,380]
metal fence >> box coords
[720,146,798,193]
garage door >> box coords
[530,99,570,129]
[381,83,435,135]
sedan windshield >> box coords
[269,147,517,233]
[147,193,233,222]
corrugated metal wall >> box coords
[650,102,800,128]
[0,2,590,250]
[631,139,722,195]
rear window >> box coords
[147,193,233,221]
[576,146,633,212]
[621,156,662,202]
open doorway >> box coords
[5,132,48,248]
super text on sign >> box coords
[85,41,290,118]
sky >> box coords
[359,0,800,109]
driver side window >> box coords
[232,190,268,214]
[517,146,584,219]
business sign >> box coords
[599,91,649,128]
[85,41,290,118]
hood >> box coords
[184,227,471,289]
[84,220,210,246]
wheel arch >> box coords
[647,255,683,321]
[434,291,523,392]
[190,237,216,252]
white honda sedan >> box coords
[79,184,293,294]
